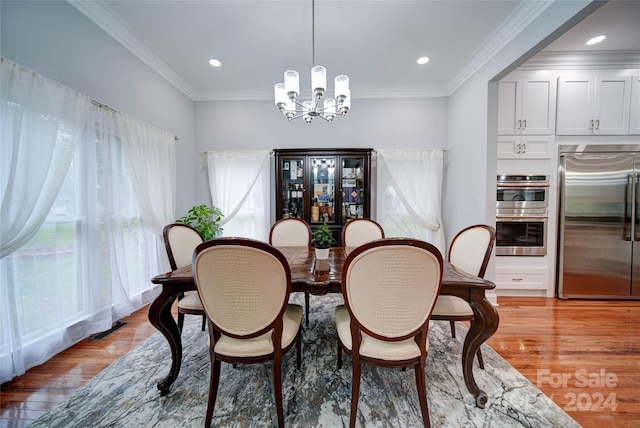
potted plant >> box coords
[312,222,336,260]
[176,204,224,240]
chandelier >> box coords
[273,0,350,124]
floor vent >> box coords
[88,321,128,341]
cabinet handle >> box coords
[511,278,524,281]
[521,143,526,153]
[522,119,527,129]
[589,119,594,130]
[516,143,521,154]
[595,119,600,130]
[517,119,521,129]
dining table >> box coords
[149,246,499,408]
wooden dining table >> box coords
[149,246,499,408]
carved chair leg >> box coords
[476,348,485,370]
[205,358,221,427]
[349,355,361,428]
[337,336,343,369]
[449,320,456,338]
[177,312,185,334]
[305,291,310,327]
[201,314,206,331]
[415,363,431,427]
[273,353,284,428]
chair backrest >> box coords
[342,238,443,340]
[448,224,496,278]
[163,223,204,270]
[193,238,291,339]
[269,218,312,247]
[341,218,385,248]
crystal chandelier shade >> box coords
[274,0,350,124]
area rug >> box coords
[30,294,579,427]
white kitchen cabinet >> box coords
[497,135,552,159]
[495,267,549,296]
[498,73,556,135]
[556,73,632,135]
[630,75,640,135]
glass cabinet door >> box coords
[341,157,366,221]
[310,156,336,224]
[280,157,305,219]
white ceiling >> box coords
[69,0,640,102]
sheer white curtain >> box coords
[117,114,176,236]
[206,151,271,241]
[0,57,91,258]
[376,149,445,254]
[0,58,175,383]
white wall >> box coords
[194,97,448,206]
[0,0,197,215]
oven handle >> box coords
[496,215,549,220]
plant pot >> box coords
[315,247,330,260]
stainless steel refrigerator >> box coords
[558,145,640,299]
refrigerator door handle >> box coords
[628,172,636,242]
[635,172,639,242]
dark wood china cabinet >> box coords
[274,148,373,246]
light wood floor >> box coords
[1,297,639,428]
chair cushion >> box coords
[177,291,204,310]
[214,304,303,357]
[335,305,425,361]
[431,295,473,317]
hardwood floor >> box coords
[1,297,639,427]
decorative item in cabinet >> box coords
[274,148,373,246]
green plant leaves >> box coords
[176,205,224,241]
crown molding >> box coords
[517,50,640,70]
[67,0,197,99]
[445,0,553,95]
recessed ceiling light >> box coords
[586,35,607,46]
[417,56,430,65]
[209,59,222,67]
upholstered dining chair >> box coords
[193,238,302,428]
[430,224,496,370]
[341,218,385,247]
[335,238,443,428]
[163,223,206,333]
[269,218,313,326]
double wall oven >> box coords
[496,174,549,256]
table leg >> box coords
[148,286,181,396]
[462,289,499,408]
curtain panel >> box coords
[0,57,175,383]
[0,57,91,258]
[376,149,445,254]
[206,151,271,241]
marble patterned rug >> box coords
[30,294,578,427]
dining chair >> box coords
[269,218,313,326]
[430,224,496,370]
[163,223,206,333]
[341,218,385,247]
[193,237,302,428]
[335,238,443,428]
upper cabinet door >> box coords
[520,76,557,135]
[631,75,640,135]
[497,78,520,135]
[594,74,632,135]
[497,73,556,135]
[556,73,632,135]
[556,75,594,135]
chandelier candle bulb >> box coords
[323,98,336,122]
[311,66,327,95]
[284,70,300,99]
[274,83,287,109]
